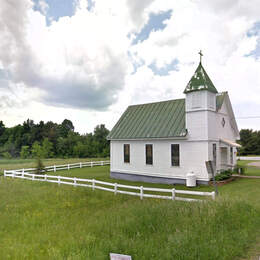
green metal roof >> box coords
[107,99,187,140]
[108,93,226,140]
[184,62,218,94]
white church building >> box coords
[107,56,240,185]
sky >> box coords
[0,0,260,134]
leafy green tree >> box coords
[73,142,87,158]
[59,119,74,138]
[0,121,5,137]
[42,138,54,158]
[0,119,111,159]
[20,146,30,159]
[93,124,110,157]
[31,141,43,158]
[239,129,259,155]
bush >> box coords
[215,169,232,181]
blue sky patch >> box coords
[246,21,260,59]
[132,10,172,45]
[148,59,179,76]
[87,0,95,11]
[33,0,75,25]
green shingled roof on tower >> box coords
[183,62,218,94]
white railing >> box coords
[9,160,110,174]
[4,170,215,202]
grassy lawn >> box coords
[0,157,108,174]
[1,160,260,259]
[237,160,260,176]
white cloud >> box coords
[0,0,260,132]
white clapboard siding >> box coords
[4,169,215,202]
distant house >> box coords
[107,57,240,185]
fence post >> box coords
[32,174,35,181]
[101,161,103,166]
[4,170,6,177]
[211,191,216,200]
[68,164,70,170]
[172,188,175,200]
[44,174,47,181]
[80,162,82,168]
[114,183,117,195]
[91,162,93,167]
[58,176,61,186]
[54,165,56,172]
[74,177,77,187]
[92,179,95,190]
[140,186,143,200]
[12,171,15,179]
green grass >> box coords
[48,165,214,192]
[1,161,260,259]
[237,160,260,176]
[0,157,108,174]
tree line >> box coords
[238,129,260,155]
[0,119,110,159]
[0,121,258,159]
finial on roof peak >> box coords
[198,50,203,63]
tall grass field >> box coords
[1,160,260,259]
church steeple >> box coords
[184,51,218,94]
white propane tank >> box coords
[186,172,196,187]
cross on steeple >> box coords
[199,50,203,63]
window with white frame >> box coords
[124,144,130,163]
[145,144,153,165]
[171,144,180,166]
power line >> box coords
[236,116,260,119]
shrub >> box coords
[215,169,232,181]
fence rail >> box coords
[4,169,215,202]
[12,160,110,174]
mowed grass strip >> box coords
[1,172,260,259]
[237,160,260,176]
[0,157,109,174]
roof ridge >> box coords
[128,97,185,108]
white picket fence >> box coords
[4,169,215,202]
[9,160,110,174]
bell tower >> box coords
[184,51,218,140]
